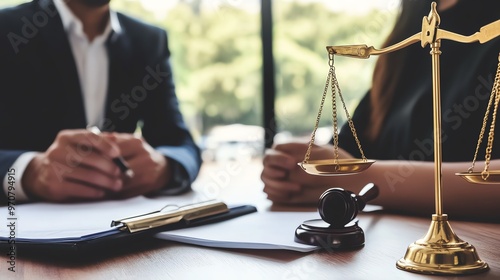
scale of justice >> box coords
[295,2,500,275]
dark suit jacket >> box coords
[0,0,202,200]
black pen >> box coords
[87,126,135,178]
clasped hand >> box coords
[261,142,353,204]
[22,129,170,202]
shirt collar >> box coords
[53,0,122,41]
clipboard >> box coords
[0,200,256,254]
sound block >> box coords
[294,219,365,249]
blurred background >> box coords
[2,0,397,197]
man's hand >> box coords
[104,133,171,199]
[22,129,123,202]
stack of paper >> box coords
[0,195,319,252]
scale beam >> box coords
[326,3,500,58]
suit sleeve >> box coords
[0,6,34,202]
[0,151,24,201]
[140,30,202,193]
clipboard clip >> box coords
[111,200,229,233]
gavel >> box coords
[295,183,379,249]
[318,183,379,227]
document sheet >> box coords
[156,211,320,252]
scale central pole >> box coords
[431,40,443,216]
[396,5,488,275]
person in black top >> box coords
[261,0,500,220]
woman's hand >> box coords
[261,142,353,204]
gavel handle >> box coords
[357,183,379,210]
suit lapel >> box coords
[104,18,134,132]
[37,0,87,128]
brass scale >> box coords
[299,2,500,275]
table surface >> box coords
[1,160,499,280]
[2,211,499,280]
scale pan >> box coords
[299,159,375,176]
[456,171,500,184]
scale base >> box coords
[294,219,364,250]
[396,214,488,275]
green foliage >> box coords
[158,3,262,135]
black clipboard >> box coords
[0,202,256,254]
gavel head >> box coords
[295,183,378,248]
[317,183,379,228]
[318,188,358,228]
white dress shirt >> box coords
[3,0,121,200]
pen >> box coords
[87,126,135,178]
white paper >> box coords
[1,195,199,239]
[156,211,320,252]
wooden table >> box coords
[1,160,499,279]
[1,210,499,280]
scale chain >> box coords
[303,57,332,164]
[331,62,340,168]
[482,53,500,179]
[331,65,368,161]
[469,53,500,180]
[468,70,496,173]
[303,52,368,165]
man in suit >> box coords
[0,0,202,202]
